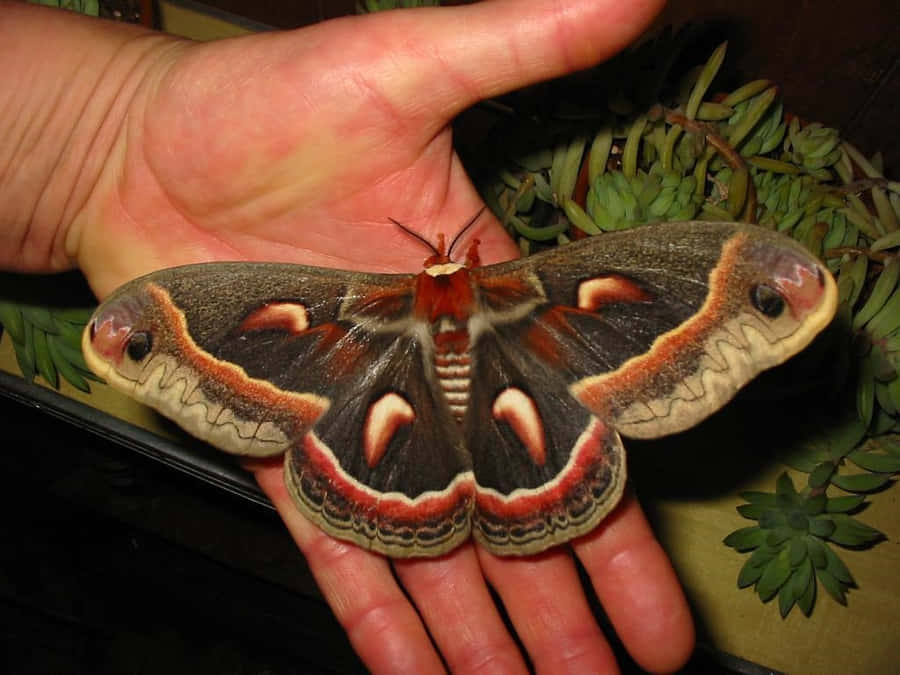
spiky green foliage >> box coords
[466,35,899,616]
[28,0,99,15]
[0,302,100,392]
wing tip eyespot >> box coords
[749,283,786,318]
[126,330,154,361]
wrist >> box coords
[0,2,184,273]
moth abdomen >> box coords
[433,324,472,421]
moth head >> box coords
[82,289,162,382]
[422,232,483,278]
[392,208,485,275]
[732,231,837,342]
[424,258,466,278]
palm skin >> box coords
[74,10,524,298]
[58,2,695,672]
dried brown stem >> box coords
[825,246,898,263]
[663,108,758,222]
[830,178,890,195]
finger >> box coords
[394,545,529,674]
[573,491,695,674]
[359,0,667,122]
[254,464,445,674]
[477,547,620,673]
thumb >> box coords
[359,0,666,124]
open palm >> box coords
[67,1,694,672]
[74,8,531,297]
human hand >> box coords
[18,0,694,671]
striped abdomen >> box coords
[434,328,471,422]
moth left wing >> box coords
[83,262,474,556]
[466,221,837,554]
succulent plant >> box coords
[725,417,899,617]
[0,301,100,392]
[357,0,439,12]
[29,0,99,14]
[465,36,899,616]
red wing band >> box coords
[285,433,475,556]
[473,417,625,555]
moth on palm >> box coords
[83,221,837,557]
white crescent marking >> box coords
[363,392,416,468]
[242,302,309,334]
[576,275,646,311]
[492,387,546,466]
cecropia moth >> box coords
[82,220,837,557]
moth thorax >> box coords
[433,322,471,422]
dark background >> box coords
[1,395,366,674]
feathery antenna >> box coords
[389,218,441,257]
[389,207,486,260]
[447,208,485,259]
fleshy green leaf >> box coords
[759,509,787,529]
[825,494,866,513]
[12,335,36,382]
[807,538,829,569]
[877,436,900,458]
[816,567,848,605]
[723,526,766,551]
[21,305,58,334]
[781,447,825,473]
[0,301,25,343]
[847,449,900,473]
[738,491,778,506]
[795,560,816,616]
[826,417,869,458]
[808,461,835,488]
[746,545,779,570]
[788,537,808,567]
[826,514,885,547]
[801,493,827,515]
[829,471,892,493]
[822,544,855,585]
[766,527,793,547]
[756,547,793,601]
[737,503,766,520]
[775,472,799,504]
[738,558,766,588]
[778,581,796,618]
[783,445,828,472]
[808,517,837,538]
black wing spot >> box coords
[126,331,153,361]
[750,284,785,318]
